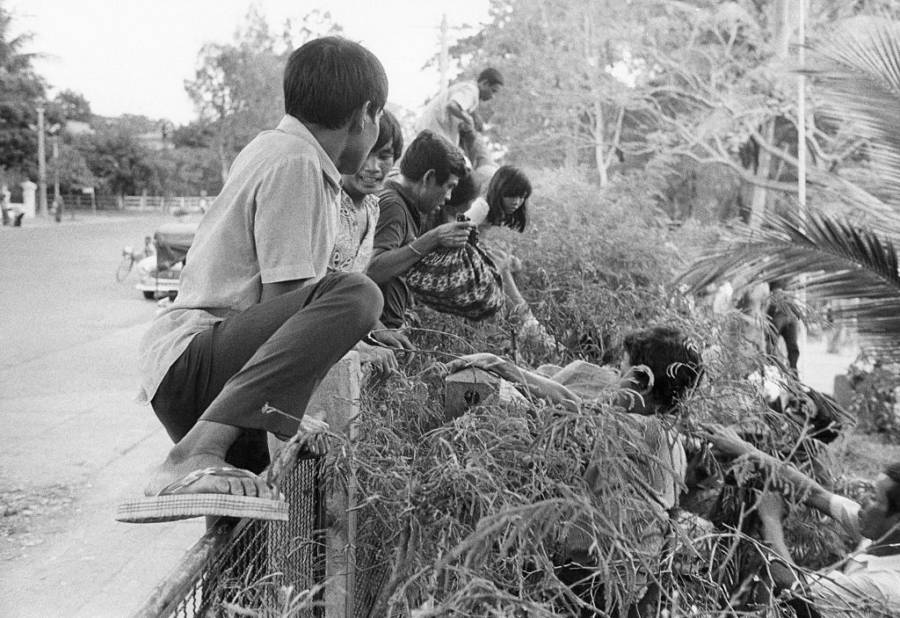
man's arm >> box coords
[366,221,473,283]
[757,491,805,591]
[706,425,834,516]
[446,353,581,411]
[446,100,475,132]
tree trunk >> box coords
[595,98,608,187]
[748,120,774,229]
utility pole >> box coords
[52,130,62,222]
[36,104,49,217]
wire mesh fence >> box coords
[139,353,389,618]
[142,457,327,618]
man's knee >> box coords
[329,272,384,327]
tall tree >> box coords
[51,89,92,123]
[452,0,900,221]
[0,2,46,180]
[681,17,900,351]
[184,7,342,181]
[450,0,650,185]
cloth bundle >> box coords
[406,230,504,321]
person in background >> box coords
[415,68,504,171]
[366,130,471,333]
[765,278,801,376]
[439,165,552,349]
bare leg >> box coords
[145,420,275,498]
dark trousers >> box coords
[151,272,382,473]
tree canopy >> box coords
[0,1,46,181]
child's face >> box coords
[342,142,394,198]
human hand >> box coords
[369,327,416,351]
[446,353,518,382]
[428,221,472,249]
[358,342,398,377]
[757,490,785,524]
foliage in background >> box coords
[0,1,46,183]
[846,351,900,439]
[184,7,342,182]
[451,0,900,225]
[679,17,900,356]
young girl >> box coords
[330,109,404,274]
[464,164,530,232]
[440,165,554,350]
[330,109,406,372]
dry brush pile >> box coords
[259,169,877,617]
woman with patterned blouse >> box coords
[330,109,406,373]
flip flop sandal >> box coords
[116,466,288,524]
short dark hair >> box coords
[622,326,703,413]
[884,462,900,515]
[447,173,478,209]
[485,165,531,232]
[478,67,504,86]
[373,109,403,161]
[399,130,467,185]
[283,37,388,130]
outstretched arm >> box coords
[705,425,834,516]
[446,353,581,411]
[757,491,803,591]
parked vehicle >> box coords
[134,221,198,300]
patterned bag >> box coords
[406,228,505,321]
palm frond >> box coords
[804,18,900,210]
[678,208,900,343]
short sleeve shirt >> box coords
[138,115,341,402]
[464,197,490,228]
[828,494,862,539]
[371,180,422,328]
[808,552,900,615]
[415,81,480,147]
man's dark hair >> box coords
[447,173,478,209]
[400,130,467,185]
[373,109,403,161]
[284,37,388,129]
[623,326,703,412]
[485,165,531,232]
[478,67,504,86]
[884,462,900,515]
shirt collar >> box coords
[383,179,423,230]
[276,115,341,191]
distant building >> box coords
[64,120,94,137]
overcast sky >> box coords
[12,0,490,125]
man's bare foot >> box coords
[144,453,277,499]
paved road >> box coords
[0,213,204,617]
